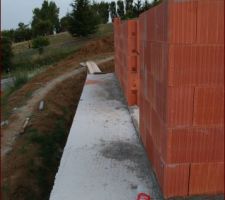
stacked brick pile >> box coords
[139,0,224,198]
[114,18,140,106]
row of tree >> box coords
[109,0,161,20]
[2,0,162,42]
[2,1,60,43]
[67,0,162,36]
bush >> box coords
[1,37,13,72]
[32,36,50,54]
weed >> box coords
[26,119,67,197]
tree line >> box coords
[110,0,161,20]
[2,0,162,41]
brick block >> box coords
[197,0,224,44]
[124,56,138,72]
[146,128,155,166]
[168,45,224,86]
[149,42,168,83]
[163,127,224,163]
[154,1,167,42]
[122,19,138,38]
[146,72,155,107]
[167,0,197,44]
[193,87,224,126]
[146,0,197,43]
[125,89,137,106]
[153,151,190,199]
[139,97,148,146]
[139,95,145,139]
[150,107,165,154]
[155,80,167,122]
[189,162,224,195]
[124,38,138,55]
[166,86,194,127]
[139,12,147,42]
[146,6,156,42]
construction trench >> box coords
[51,0,224,199]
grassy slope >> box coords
[2,23,113,79]
[1,23,113,119]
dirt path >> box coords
[1,56,114,157]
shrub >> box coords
[32,36,50,54]
[1,37,13,72]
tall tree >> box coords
[133,0,142,17]
[14,22,32,42]
[68,0,100,37]
[60,14,71,32]
[2,30,15,42]
[97,2,110,24]
[31,0,60,36]
[109,1,117,20]
[117,0,125,19]
[124,0,135,19]
[32,20,53,36]
[141,0,151,12]
[125,0,133,13]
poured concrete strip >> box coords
[86,61,101,74]
[50,73,163,200]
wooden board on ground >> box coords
[86,61,101,74]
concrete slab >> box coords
[50,73,163,200]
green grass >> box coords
[6,23,113,78]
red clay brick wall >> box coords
[114,0,224,198]
[114,18,140,106]
[138,0,224,198]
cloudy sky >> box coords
[2,0,78,30]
